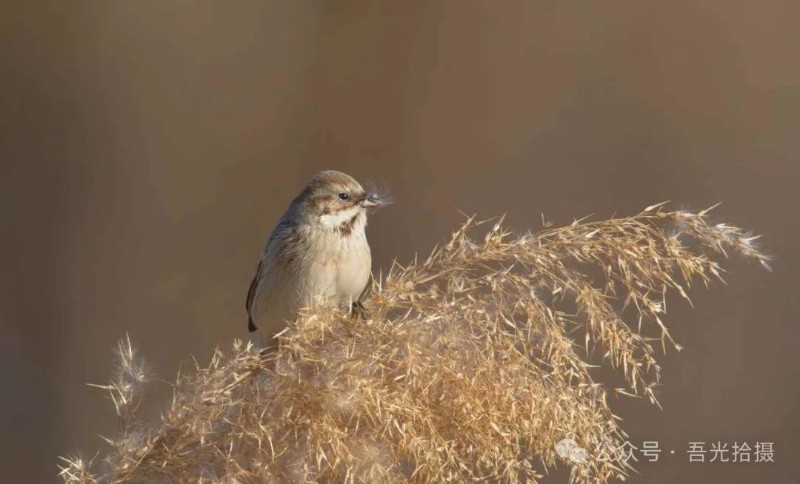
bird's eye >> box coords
[338,192,349,201]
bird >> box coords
[246,170,391,348]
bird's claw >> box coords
[349,301,367,319]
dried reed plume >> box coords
[59,204,770,483]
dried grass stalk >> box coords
[59,204,770,483]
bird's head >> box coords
[294,170,391,230]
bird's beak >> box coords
[359,193,392,208]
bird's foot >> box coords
[349,301,367,319]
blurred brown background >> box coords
[2,1,799,482]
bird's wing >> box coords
[245,260,263,332]
[246,217,297,333]
[357,272,373,303]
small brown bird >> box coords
[246,170,390,346]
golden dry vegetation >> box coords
[59,204,770,483]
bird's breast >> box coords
[305,227,371,305]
